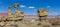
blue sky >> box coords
[0,0,60,15]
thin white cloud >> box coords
[20,5,26,8]
[29,6,35,8]
[46,6,51,8]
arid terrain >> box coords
[0,13,60,27]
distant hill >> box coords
[0,12,14,17]
[0,12,8,17]
[0,12,59,19]
[24,15,39,19]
